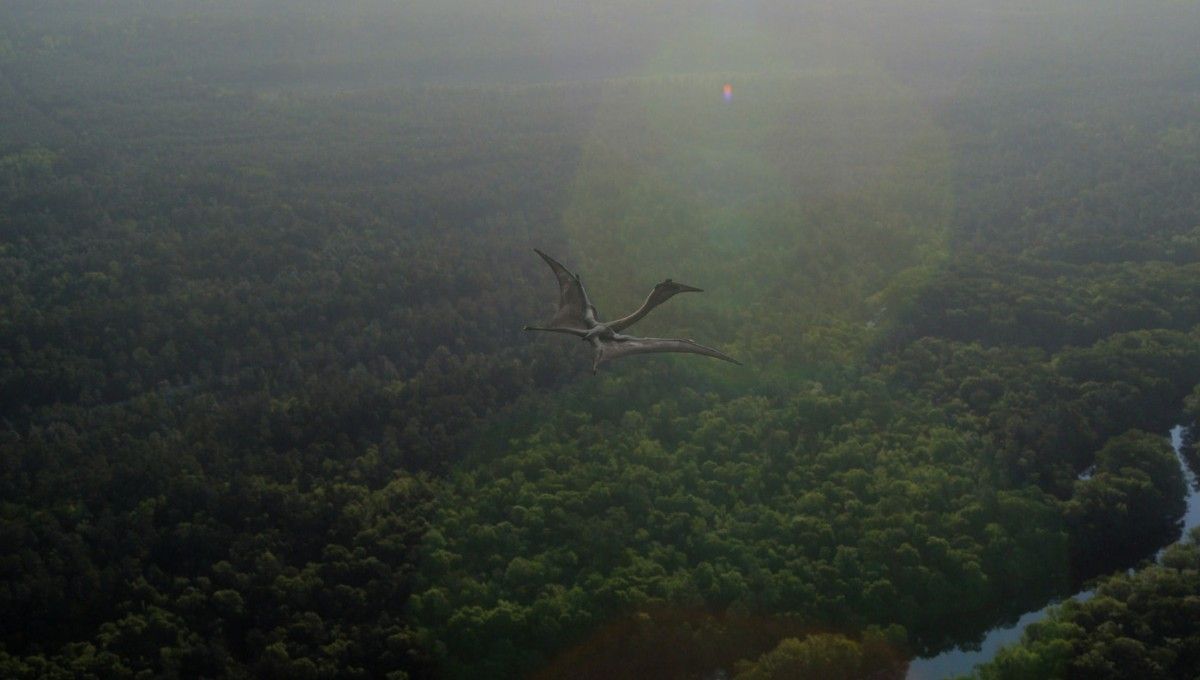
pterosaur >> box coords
[523,249,740,373]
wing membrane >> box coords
[534,249,597,331]
[594,335,740,369]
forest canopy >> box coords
[3,1,1200,679]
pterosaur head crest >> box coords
[651,278,703,302]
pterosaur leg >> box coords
[590,337,603,375]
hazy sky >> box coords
[2,1,1195,91]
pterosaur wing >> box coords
[594,335,740,371]
[534,249,597,332]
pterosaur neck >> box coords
[608,293,662,333]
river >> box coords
[906,425,1200,680]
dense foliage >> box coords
[734,631,907,680]
[963,528,1200,680]
[3,2,1200,679]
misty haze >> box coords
[3,2,1200,679]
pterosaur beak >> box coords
[677,283,703,293]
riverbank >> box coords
[906,426,1199,680]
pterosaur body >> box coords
[523,249,740,372]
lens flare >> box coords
[723,83,733,101]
